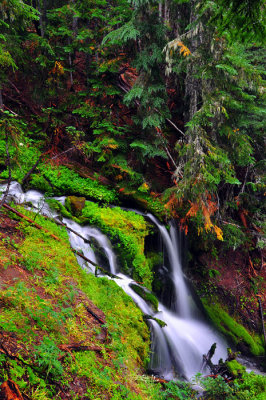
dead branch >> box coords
[73,249,120,279]
[2,203,60,241]
[0,130,11,210]
[84,304,108,343]
[3,105,19,117]
[50,146,76,161]
[21,154,44,185]
[84,305,105,326]
[53,218,90,243]
[58,343,102,353]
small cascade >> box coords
[0,182,228,380]
[147,214,191,317]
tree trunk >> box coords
[0,88,3,109]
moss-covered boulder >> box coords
[226,359,246,377]
[65,196,86,216]
[130,284,159,312]
[202,297,265,356]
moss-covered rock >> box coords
[226,359,246,377]
[202,297,265,356]
[65,196,85,216]
[130,284,159,312]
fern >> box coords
[102,19,140,45]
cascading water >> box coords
[147,213,191,318]
[0,182,228,380]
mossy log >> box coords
[130,284,159,312]
[144,315,167,327]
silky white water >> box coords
[0,182,228,379]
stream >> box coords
[1,181,228,380]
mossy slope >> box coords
[0,207,162,399]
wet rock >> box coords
[65,196,85,216]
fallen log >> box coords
[84,304,108,343]
[58,343,102,353]
[84,305,105,326]
[151,376,169,384]
[2,203,60,241]
[0,380,23,400]
[201,343,216,373]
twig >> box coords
[50,147,75,161]
[3,105,19,117]
[239,166,249,195]
[21,154,44,185]
[53,218,91,243]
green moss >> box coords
[226,359,246,377]
[81,201,153,288]
[0,205,159,399]
[131,191,168,220]
[144,315,167,328]
[47,198,153,288]
[65,196,85,216]
[202,298,265,356]
[46,198,74,220]
[29,164,118,203]
[130,284,159,312]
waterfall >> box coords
[0,182,228,380]
[147,214,191,318]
